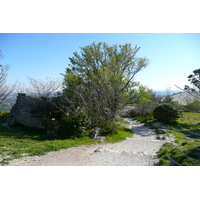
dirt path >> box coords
[8,118,170,166]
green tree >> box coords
[184,68,200,99]
[61,42,149,129]
[128,84,160,117]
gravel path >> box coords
[8,118,171,166]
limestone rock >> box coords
[7,93,47,129]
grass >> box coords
[104,128,133,143]
[133,114,154,124]
[134,112,200,166]
[0,124,98,165]
[0,112,133,165]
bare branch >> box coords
[18,77,62,98]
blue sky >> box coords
[0,33,200,91]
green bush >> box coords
[0,110,9,121]
[153,103,179,123]
[185,99,200,113]
[170,101,185,111]
[47,110,91,139]
[99,120,121,135]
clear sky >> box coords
[0,33,200,91]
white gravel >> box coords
[8,118,171,166]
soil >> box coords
[8,118,172,166]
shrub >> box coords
[0,110,9,121]
[99,120,121,135]
[153,103,179,123]
[185,99,200,113]
[170,101,185,111]
[47,110,91,139]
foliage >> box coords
[185,99,200,113]
[99,120,121,135]
[162,95,173,103]
[0,110,9,121]
[0,115,133,165]
[47,110,91,139]
[156,112,200,166]
[169,101,185,111]
[153,103,179,123]
[128,89,161,117]
[184,68,200,92]
[184,68,200,99]
[60,42,149,134]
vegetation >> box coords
[0,50,17,105]
[104,128,133,143]
[0,112,133,165]
[1,46,199,166]
[184,68,200,94]
[56,42,149,137]
[134,112,200,166]
[185,99,200,113]
[127,85,161,117]
[153,103,180,123]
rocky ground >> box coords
[7,118,174,166]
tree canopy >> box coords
[61,42,149,128]
[184,68,200,99]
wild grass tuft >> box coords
[104,127,133,143]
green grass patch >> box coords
[168,112,200,131]
[104,127,134,143]
[156,112,200,166]
[133,114,154,123]
[0,122,98,165]
[157,140,200,166]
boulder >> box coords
[156,128,169,134]
[7,93,47,129]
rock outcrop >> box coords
[7,93,47,129]
[164,92,199,105]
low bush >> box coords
[0,110,9,121]
[185,99,200,113]
[99,120,121,135]
[170,101,185,111]
[153,103,179,123]
[46,110,91,139]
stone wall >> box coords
[8,93,47,129]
